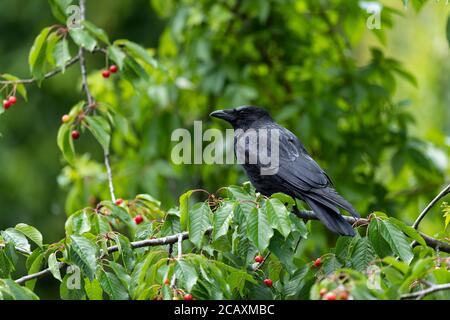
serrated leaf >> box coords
[265,198,292,238]
[247,207,273,252]
[69,28,97,52]
[388,217,426,246]
[212,202,233,241]
[14,223,43,248]
[68,235,97,280]
[350,237,376,272]
[368,219,393,258]
[175,260,198,292]
[380,220,414,264]
[84,116,111,152]
[99,271,128,300]
[188,202,212,248]
[48,252,62,281]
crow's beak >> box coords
[209,109,235,122]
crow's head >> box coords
[210,106,272,128]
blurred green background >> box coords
[0,0,449,250]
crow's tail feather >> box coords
[303,197,356,237]
[309,187,360,219]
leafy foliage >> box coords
[0,0,449,300]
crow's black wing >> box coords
[275,127,360,219]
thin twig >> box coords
[77,0,116,202]
[412,184,450,229]
[401,283,450,300]
[170,233,183,288]
[104,151,116,202]
[0,56,81,85]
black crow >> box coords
[210,105,360,236]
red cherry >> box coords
[109,65,118,73]
[8,96,17,105]
[134,215,143,224]
[324,292,336,300]
[313,258,322,268]
[319,288,328,297]
[183,293,193,300]
[338,291,349,300]
[254,255,264,263]
[71,130,80,140]
[3,100,12,109]
[102,70,111,78]
[263,279,273,287]
[115,198,124,205]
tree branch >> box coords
[401,283,450,300]
[0,55,81,85]
[412,183,450,230]
[14,208,450,285]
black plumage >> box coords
[210,106,360,236]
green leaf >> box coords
[350,237,376,272]
[247,207,274,252]
[0,74,28,101]
[265,198,292,238]
[25,252,44,290]
[84,277,103,300]
[179,190,194,231]
[54,38,71,73]
[83,21,110,44]
[380,220,414,264]
[114,39,159,68]
[175,260,198,292]
[382,256,409,274]
[188,202,212,248]
[368,219,392,258]
[67,235,97,280]
[447,15,450,48]
[98,271,128,300]
[28,26,52,79]
[212,202,233,241]
[84,116,111,152]
[65,209,91,235]
[57,123,76,165]
[0,279,39,300]
[45,31,60,67]
[14,223,43,248]
[108,45,127,70]
[48,252,62,281]
[47,0,72,23]
[69,28,97,52]
[1,228,31,253]
[388,217,426,246]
